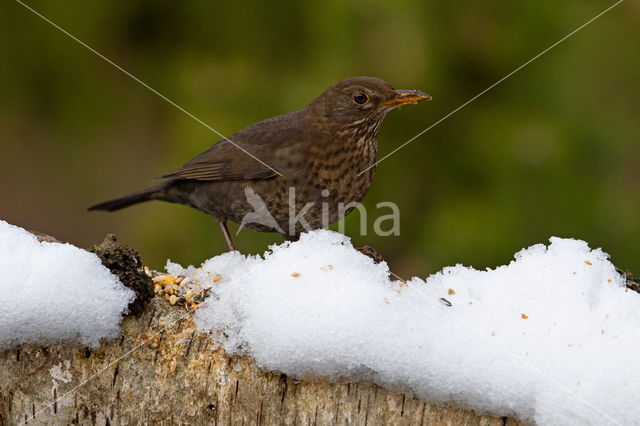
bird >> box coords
[89,76,431,251]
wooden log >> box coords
[0,299,519,425]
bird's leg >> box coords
[216,217,236,251]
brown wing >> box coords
[161,112,306,182]
[160,142,280,181]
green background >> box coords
[1,0,638,277]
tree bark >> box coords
[0,232,519,425]
[0,299,519,425]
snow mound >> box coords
[168,230,640,425]
[0,221,135,349]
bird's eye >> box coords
[353,92,369,105]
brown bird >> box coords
[89,77,431,251]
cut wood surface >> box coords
[0,299,520,425]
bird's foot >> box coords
[355,245,384,264]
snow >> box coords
[166,230,640,426]
[0,221,135,349]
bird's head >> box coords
[307,76,431,130]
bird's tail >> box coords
[88,184,165,212]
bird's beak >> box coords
[381,90,432,108]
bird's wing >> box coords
[161,115,305,182]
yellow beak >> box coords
[381,90,432,108]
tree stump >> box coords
[0,232,519,424]
[0,299,519,425]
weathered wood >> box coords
[0,299,519,425]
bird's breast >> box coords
[305,131,378,205]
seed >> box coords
[291,272,301,277]
[521,314,529,319]
[439,298,452,307]
[185,290,195,302]
[175,276,185,285]
[181,277,192,286]
[212,274,222,283]
[448,289,456,295]
[144,266,153,277]
[177,297,186,305]
[171,284,179,292]
[152,275,169,284]
[169,295,177,305]
[164,294,171,301]
[154,285,162,294]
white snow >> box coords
[0,220,135,349]
[167,230,640,426]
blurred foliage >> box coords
[0,0,638,277]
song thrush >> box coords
[89,77,431,250]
